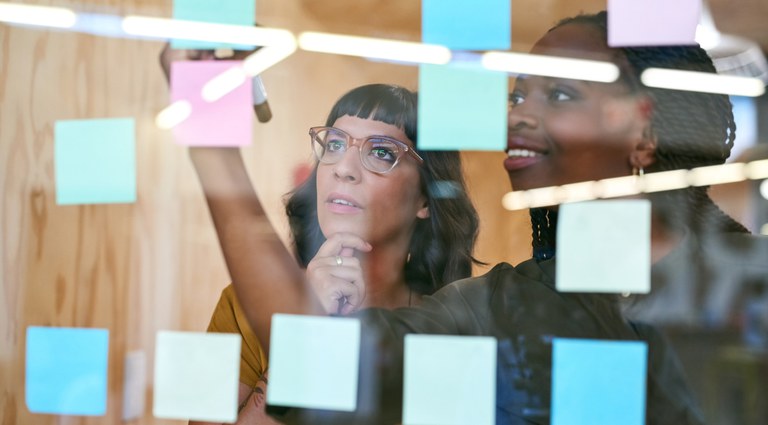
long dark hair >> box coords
[285,84,480,295]
[531,11,748,261]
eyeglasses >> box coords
[309,126,424,174]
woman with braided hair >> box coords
[195,10,767,425]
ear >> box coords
[629,95,657,170]
[416,204,430,219]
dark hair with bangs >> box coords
[285,83,481,295]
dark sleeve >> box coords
[632,322,707,425]
[273,278,491,425]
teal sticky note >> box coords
[556,200,651,294]
[552,338,647,425]
[418,63,507,151]
[25,326,109,416]
[403,335,496,425]
[422,0,511,50]
[153,331,241,422]
[267,314,360,411]
[172,0,256,49]
[54,118,136,205]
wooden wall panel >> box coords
[9,0,759,423]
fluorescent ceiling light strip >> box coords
[298,32,451,65]
[0,2,77,28]
[746,159,768,180]
[641,68,766,97]
[502,160,768,211]
[155,100,192,129]
[242,42,298,76]
[202,66,248,102]
[687,163,746,187]
[122,16,293,47]
[481,52,620,83]
[558,181,600,204]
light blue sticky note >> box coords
[422,0,511,50]
[418,63,507,151]
[403,335,496,425]
[172,0,256,49]
[25,326,109,416]
[552,338,647,425]
[608,0,701,47]
[153,331,241,422]
[556,200,651,294]
[267,314,360,411]
[54,118,136,205]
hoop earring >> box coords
[633,167,645,177]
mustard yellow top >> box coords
[207,284,268,389]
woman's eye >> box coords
[550,89,574,102]
[326,139,346,152]
[368,143,397,162]
[508,92,525,106]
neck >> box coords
[358,240,413,309]
[650,213,684,264]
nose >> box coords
[332,145,363,183]
[508,102,539,131]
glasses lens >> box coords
[312,128,348,164]
[362,138,402,173]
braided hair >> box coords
[531,11,748,260]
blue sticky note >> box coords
[552,338,647,425]
[25,326,109,416]
[267,314,360,411]
[422,0,511,50]
[403,335,497,425]
[556,200,651,294]
[54,118,136,205]
[418,63,507,151]
[172,0,256,49]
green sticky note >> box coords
[172,0,256,49]
[418,63,507,151]
[54,118,136,205]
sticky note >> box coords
[552,338,647,425]
[607,0,701,47]
[172,0,256,49]
[122,350,146,421]
[267,314,360,411]
[422,0,511,50]
[170,61,253,147]
[153,331,241,422]
[25,326,109,416]
[54,118,136,205]
[418,63,507,151]
[403,335,496,425]
[556,200,651,294]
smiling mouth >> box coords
[506,148,542,158]
[330,198,358,208]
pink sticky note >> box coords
[170,61,252,146]
[608,0,701,47]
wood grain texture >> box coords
[4,1,760,424]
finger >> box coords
[315,233,372,258]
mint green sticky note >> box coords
[172,0,256,49]
[54,118,136,205]
[418,64,507,151]
[403,335,497,425]
[556,200,651,294]
[422,0,511,50]
[267,314,360,411]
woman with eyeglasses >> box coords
[182,82,480,424]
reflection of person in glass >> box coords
[191,10,766,425]
[181,83,480,425]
